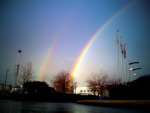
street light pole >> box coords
[129,67,142,82]
[14,50,22,86]
[128,61,140,82]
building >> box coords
[75,86,109,97]
[22,81,55,96]
[75,86,94,95]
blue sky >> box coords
[0,0,150,86]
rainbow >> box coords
[70,1,136,82]
[38,14,76,81]
[38,47,54,81]
[38,37,60,81]
[38,1,136,82]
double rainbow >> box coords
[38,1,136,82]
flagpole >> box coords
[125,44,127,83]
[125,59,127,82]
[118,33,120,83]
[122,53,123,83]
[120,36,123,84]
[129,61,132,82]
[115,30,120,83]
[123,43,127,83]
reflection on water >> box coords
[0,100,148,113]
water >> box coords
[0,100,148,113]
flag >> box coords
[114,30,119,47]
[124,43,126,58]
[129,62,139,65]
[120,36,124,54]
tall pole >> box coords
[121,54,123,83]
[129,62,133,82]
[115,30,120,83]
[4,69,9,87]
[117,30,120,83]
[124,44,127,83]
[125,60,127,83]
[120,36,123,83]
[129,64,131,82]
[14,50,22,86]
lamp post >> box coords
[14,50,22,86]
[128,61,139,82]
[129,66,142,82]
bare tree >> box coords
[87,79,97,95]
[20,62,33,84]
[87,70,108,97]
[52,71,71,93]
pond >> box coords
[0,100,148,113]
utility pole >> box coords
[14,50,22,86]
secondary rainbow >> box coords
[38,47,54,81]
[70,1,136,82]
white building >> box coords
[74,86,109,97]
[75,86,94,95]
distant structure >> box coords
[14,50,22,86]
[4,69,9,88]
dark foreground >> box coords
[0,100,149,113]
[77,100,150,110]
[1,93,150,110]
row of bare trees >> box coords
[51,70,118,96]
[17,62,118,97]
